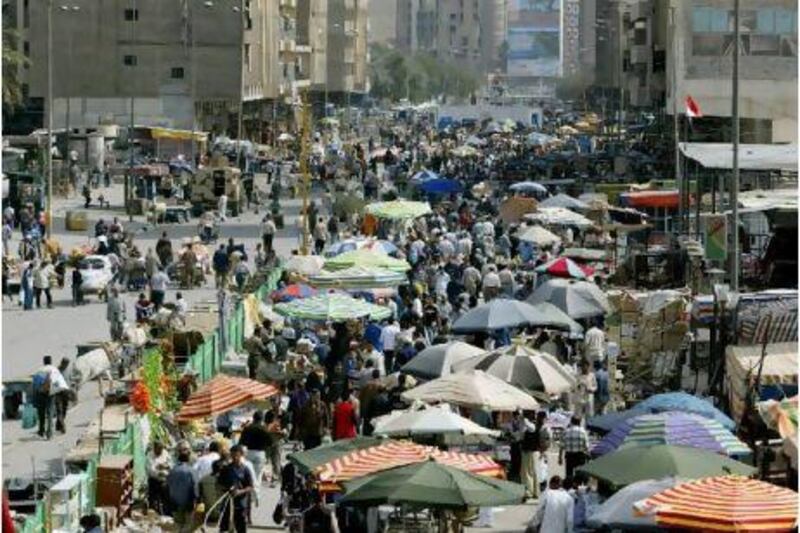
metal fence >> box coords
[19,268,283,532]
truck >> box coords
[189,156,243,217]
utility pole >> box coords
[126,0,136,222]
[189,0,196,167]
[730,0,740,292]
[46,0,53,238]
[236,0,246,170]
[671,6,682,235]
[298,90,312,255]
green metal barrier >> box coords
[19,269,283,532]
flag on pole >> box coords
[685,95,703,118]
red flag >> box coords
[685,95,703,118]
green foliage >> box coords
[369,44,480,103]
[3,27,30,110]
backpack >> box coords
[32,371,51,396]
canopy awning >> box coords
[149,126,209,142]
[679,142,798,172]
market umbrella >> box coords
[366,200,432,220]
[309,266,407,290]
[499,197,538,224]
[284,255,326,276]
[274,292,391,321]
[410,169,439,183]
[535,257,595,280]
[417,178,464,195]
[528,302,584,336]
[588,392,737,434]
[324,238,399,258]
[586,477,682,531]
[527,279,611,320]
[452,299,549,333]
[591,412,751,459]
[509,181,548,195]
[288,437,385,474]
[636,476,798,532]
[400,341,486,380]
[517,225,561,247]
[277,132,295,142]
[316,439,503,489]
[339,460,524,508]
[176,375,279,422]
[402,370,540,412]
[372,404,500,443]
[270,283,317,302]
[524,207,594,228]
[577,445,755,488]
[452,344,576,395]
[324,249,411,272]
[539,193,589,211]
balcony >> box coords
[279,39,296,55]
[295,44,312,54]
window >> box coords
[124,8,139,21]
[171,67,185,79]
[634,19,646,45]
[23,0,30,28]
[23,41,29,68]
[461,36,468,47]
[123,54,137,66]
[244,44,251,72]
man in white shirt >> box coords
[531,476,575,533]
[194,441,221,481]
[584,325,606,364]
[33,355,69,439]
[482,266,501,301]
[261,215,277,254]
[379,319,401,373]
[150,269,170,310]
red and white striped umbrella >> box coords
[176,375,279,422]
[536,256,595,279]
[315,440,503,491]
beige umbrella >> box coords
[517,225,562,247]
[284,255,326,276]
[402,370,539,412]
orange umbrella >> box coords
[315,439,503,491]
[176,375,279,422]
[637,476,798,532]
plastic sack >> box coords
[21,403,38,429]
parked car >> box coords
[78,255,115,299]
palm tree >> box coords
[3,27,30,111]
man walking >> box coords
[149,269,170,311]
[560,416,589,478]
[106,287,126,341]
[530,476,574,533]
[167,441,199,533]
[33,356,67,440]
[218,445,254,533]
[213,244,230,289]
[260,215,276,254]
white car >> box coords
[78,255,116,297]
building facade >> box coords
[326,0,369,99]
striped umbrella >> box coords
[536,257,595,279]
[176,375,279,422]
[591,412,751,459]
[309,266,407,289]
[270,283,317,302]
[365,200,432,220]
[315,440,503,491]
[452,344,576,395]
[274,292,391,321]
[324,249,411,273]
[637,476,798,532]
[324,238,399,258]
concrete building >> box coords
[14,0,282,134]
[668,0,797,143]
[395,0,506,76]
[297,0,329,90]
[368,0,397,45]
[326,0,370,100]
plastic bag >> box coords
[22,403,38,429]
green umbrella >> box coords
[274,293,392,321]
[324,249,411,272]
[309,266,408,289]
[340,460,525,508]
[288,437,385,474]
[578,444,756,488]
[366,200,432,220]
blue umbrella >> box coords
[410,169,439,183]
[588,392,736,433]
[418,178,464,195]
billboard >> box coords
[507,0,562,78]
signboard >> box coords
[704,213,728,261]
[507,0,562,78]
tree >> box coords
[3,27,30,111]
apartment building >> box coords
[326,0,369,100]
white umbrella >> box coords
[284,255,326,276]
[539,193,589,211]
[401,341,486,380]
[524,207,594,228]
[402,370,539,412]
[277,132,295,142]
[452,344,576,395]
[517,225,562,247]
[373,403,500,443]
